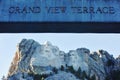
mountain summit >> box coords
[7,39,120,80]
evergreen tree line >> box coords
[28,65,96,80]
[53,65,96,80]
[28,72,51,80]
[105,70,120,80]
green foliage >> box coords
[41,77,44,80]
[60,65,64,71]
[90,74,96,80]
[67,66,75,74]
[28,72,49,80]
[52,67,58,74]
[34,74,48,80]
[75,67,81,79]
[28,66,97,80]
[65,64,68,67]
[1,76,6,80]
[106,70,120,80]
[67,66,89,80]
[106,60,114,66]
[81,71,87,79]
[77,67,82,74]
[105,76,111,80]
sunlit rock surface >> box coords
[7,39,120,80]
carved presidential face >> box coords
[69,51,78,61]
[59,51,65,58]
[42,41,59,55]
[35,45,55,59]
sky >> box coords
[0,33,120,79]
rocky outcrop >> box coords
[115,55,120,70]
[7,39,120,80]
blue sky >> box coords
[0,33,120,79]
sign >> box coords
[0,0,120,22]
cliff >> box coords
[7,39,120,80]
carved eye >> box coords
[52,48,57,53]
[72,54,74,56]
[60,54,64,56]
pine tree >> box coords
[1,76,6,80]
[77,67,81,74]
[60,65,64,71]
[52,67,58,74]
[81,71,87,79]
[75,67,81,78]
[90,74,96,80]
[41,77,44,80]
[68,66,75,74]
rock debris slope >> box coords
[7,39,120,80]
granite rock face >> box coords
[7,39,120,80]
